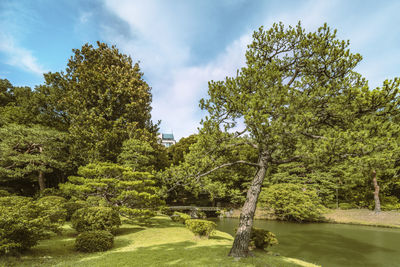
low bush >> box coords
[75,230,114,252]
[259,183,325,222]
[71,207,121,234]
[159,206,173,216]
[0,190,11,197]
[0,196,58,255]
[86,196,109,207]
[170,211,191,224]
[185,219,216,238]
[250,227,278,250]
[381,203,400,211]
[339,203,355,210]
[36,196,68,224]
[38,188,65,198]
[64,200,88,221]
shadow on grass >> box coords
[115,226,145,236]
[73,241,236,267]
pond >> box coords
[213,218,400,267]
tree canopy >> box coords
[185,22,400,257]
[43,42,156,163]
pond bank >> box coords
[323,209,400,228]
[222,208,400,228]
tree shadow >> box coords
[74,241,237,266]
[115,226,145,236]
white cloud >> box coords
[103,0,400,140]
[0,33,47,75]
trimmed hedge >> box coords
[71,207,121,234]
[185,219,216,238]
[170,211,191,224]
[75,230,114,252]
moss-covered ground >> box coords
[0,216,319,267]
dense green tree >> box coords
[161,135,257,206]
[0,124,69,193]
[43,42,156,163]
[0,80,38,127]
[60,162,164,222]
[118,138,155,172]
[177,22,400,257]
[167,134,198,165]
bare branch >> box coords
[287,69,299,87]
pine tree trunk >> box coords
[38,146,46,191]
[38,170,46,191]
[228,156,267,258]
[372,170,381,213]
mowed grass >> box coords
[0,216,319,267]
[324,209,400,228]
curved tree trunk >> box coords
[372,170,381,213]
[228,155,267,257]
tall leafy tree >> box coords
[182,22,399,257]
[43,42,156,163]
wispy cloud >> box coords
[102,0,400,139]
[0,33,47,75]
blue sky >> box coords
[1,0,400,140]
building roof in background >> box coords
[162,133,175,140]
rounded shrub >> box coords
[71,206,121,234]
[170,211,191,224]
[36,196,68,224]
[250,227,278,250]
[75,230,114,252]
[259,183,325,222]
[185,219,216,238]
[64,200,87,221]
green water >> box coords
[214,218,400,267]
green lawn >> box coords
[1,216,319,267]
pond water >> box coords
[213,218,400,267]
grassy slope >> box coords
[1,216,318,267]
[324,209,400,228]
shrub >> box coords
[185,219,216,238]
[38,188,65,198]
[338,203,355,210]
[170,211,191,224]
[75,230,113,252]
[159,206,173,216]
[71,207,121,234]
[0,190,11,197]
[250,228,278,250]
[36,196,68,224]
[259,183,325,222]
[64,200,88,221]
[86,196,109,207]
[0,196,58,255]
